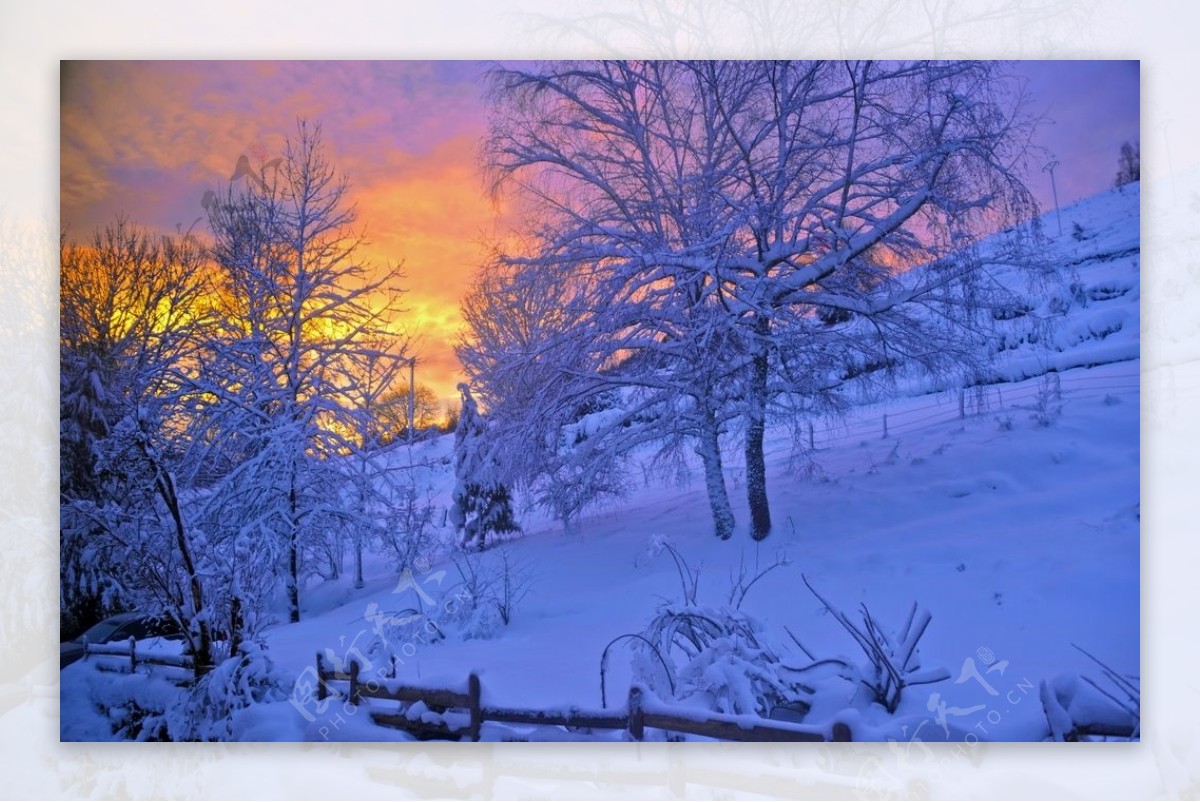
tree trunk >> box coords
[354,534,364,589]
[746,315,772,541]
[696,405,735,540]
[142,438,212,674]
[229,595,243,657]
[288,468,301,623]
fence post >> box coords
[959,389,965,419]
[468,672,482,742]
[129,636,137,672]
[882,413,888,439]
[808,421,815,450]
[349,659,361,706]
[316,652,327,702]
[628,686,645,741]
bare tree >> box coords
[341,335,419,588]
[375,382,443,438]
[1115,140,1140,188]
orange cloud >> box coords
[351,134,513,403]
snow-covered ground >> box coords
[61,184,1140,742]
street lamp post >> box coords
[1043,159,1063,236]
[404,356,416,445]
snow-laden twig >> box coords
[599,633,675,709]
[801,574,948,713]
[727,551,789,610]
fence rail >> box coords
[316,655,851,743]
[799,367,1139,450]
[84,636,194,672]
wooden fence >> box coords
[316,654,852,742]
[85,637,194,673]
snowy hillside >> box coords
[61,184,1139,743]
[985,182,1140,379]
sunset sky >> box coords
[60,60,1139,404]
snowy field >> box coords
[61,184,1140,743]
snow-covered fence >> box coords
[1039,677,1139,741]
[627,687,852,743]
[84,636,194,674]
[1039,646,1140,742]
[804,365,1139,450]
[315,655,852,742]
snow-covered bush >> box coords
[358,600,445,672]
[443,546,534,639]
[355,548,534,673]
[1030,373,1064,427]
[533,449,629,535]
[75,667,180,742]
[1040,673,1139,741]
[1041,645,1139,741]
[446,594,505,642]
[379,474,441,573]
[633,604,810,718]
[163,640,290,741]
[364,545,535,654]
[801,576,949,714]
[69,640,289,742]
[612,538,808,717]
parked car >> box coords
[60,613,183,669]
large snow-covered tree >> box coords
[59,220,211,639]
[467,61,750,538]
[198,119,407,622]
[60,219,209,505]
[59,120,420,675]
[469,60,1038,540]
[694,60,1037,538]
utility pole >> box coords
[406,357,416,445]
[1043,159,1063,236]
